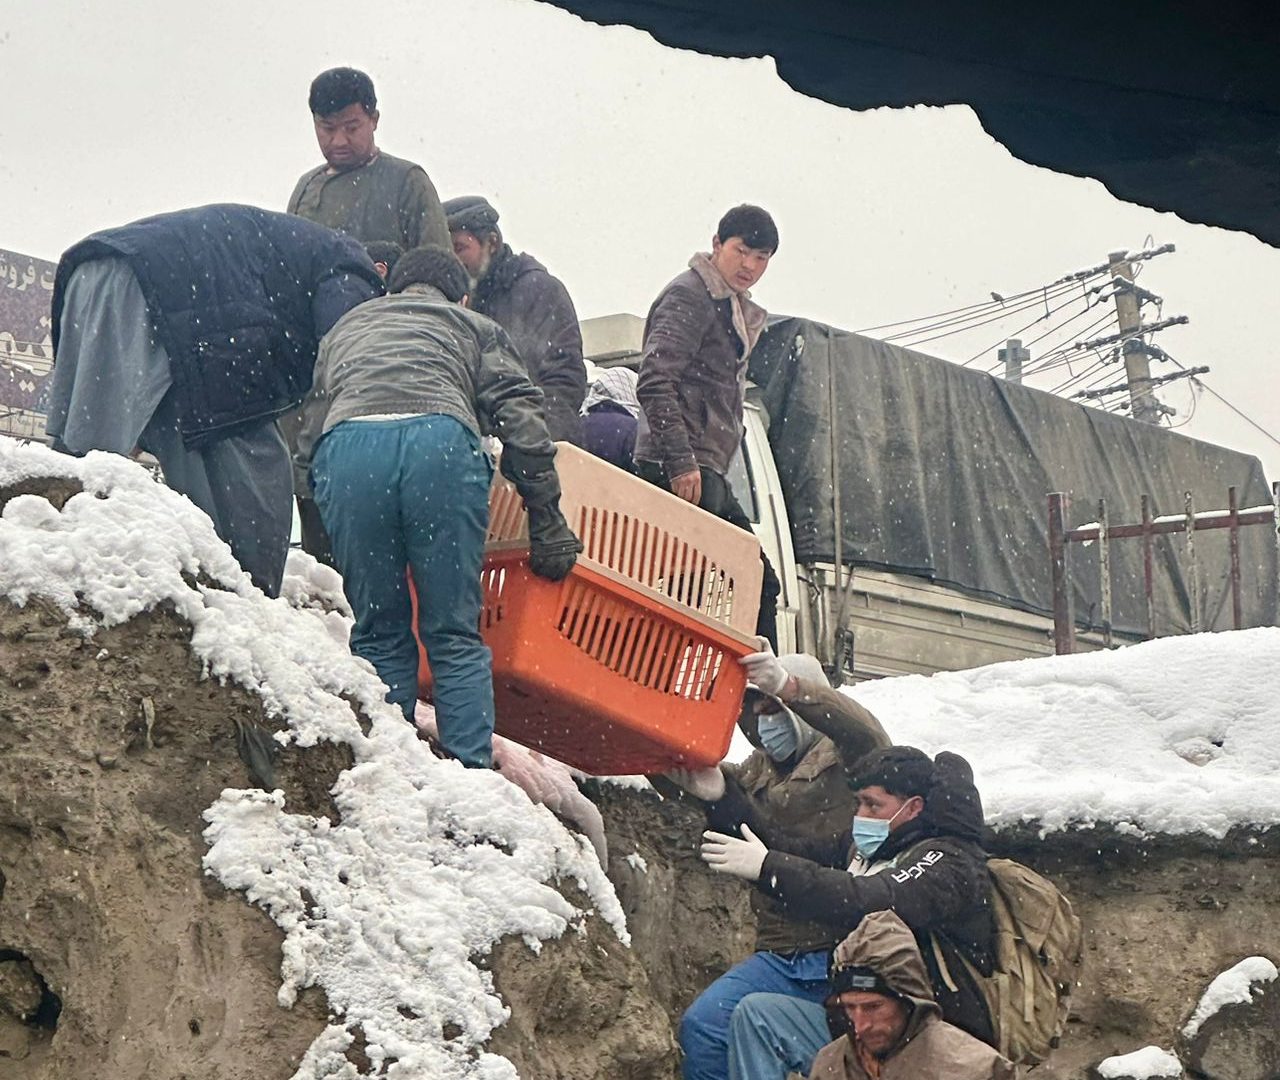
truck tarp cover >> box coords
[750,317,1278,635]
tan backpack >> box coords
[934,858,1084,1065]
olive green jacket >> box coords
[288,151,449,252]
[721,680,891,953]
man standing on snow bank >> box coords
[633,204,782,650]
[784,911,1014,1080]
[444,196,587,445]
[286,67,450,566]
[288,67,450,253]
[46,203,383,598]
[661,642,890,1080]
[294,245,582,769]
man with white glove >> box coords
[665,643,891,1080]
[701,823,768,881]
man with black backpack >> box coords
[700,745,998,1079]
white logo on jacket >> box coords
[889,849,946,883]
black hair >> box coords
[387,245,469,301]
[716,204,779,254]
[309,67,377,116]
[848,746,934,800]
[364,241,404,274]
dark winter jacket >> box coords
[51,204,382,449]
[709,679,891,954]
[718,750,997,1045]
[581,403,638,472]
[471,246,586,445]
[810,911,1015,1080]
[634,256,766,479]
[296,284,561,508]
[288,151,451,252]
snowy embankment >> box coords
[0,438,624,1080]
[845,624,1280,838]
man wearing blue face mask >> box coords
[704,746,998,1080]
[661,643,891,1080]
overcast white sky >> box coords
[2,0,1277,483]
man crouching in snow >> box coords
[793,910,1014,1079]
[295,245,582,768]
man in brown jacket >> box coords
[663,645,890,1080]
[635,204,782,649]
[796,911,1014,1080]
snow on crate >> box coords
[0,437,626,1079]
[1181,956,1279,1039]
[845,628,1280,837]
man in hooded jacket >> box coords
[702,744,998,1079]
[662,643,891,1080]
[747,910,1015,1080]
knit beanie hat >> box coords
[444,195,501,236]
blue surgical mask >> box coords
[851,801,911,860]
[757,713,799,762]
[851,816,891,859]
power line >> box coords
[889,278,1087,347]
[1047,357,1109,396]
[1168,358,1280,451]
[959,290,1094,367]
[987,303,1115,376]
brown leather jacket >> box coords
[634,256,766,479]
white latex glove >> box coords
[664,766,727,802]
[700,824,768,881]
[740,637,789,697]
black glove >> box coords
[527,502,583,581]
[500,445,559,509]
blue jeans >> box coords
[680,950,829,1080]
[728,993,832,1080]
[313,416,494,767]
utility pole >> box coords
[1108,250,1160,423]
[999,338,1029,384]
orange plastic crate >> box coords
[414,445,763,774]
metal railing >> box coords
[1047,484,1280,654]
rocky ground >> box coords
[1,475,1277,1079]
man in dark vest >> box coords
[443,196,587,444]
[46,204,383,597]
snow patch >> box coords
[844,630,1280,837]
[0,438,628,1079]
[1181,955,1278,1039]
[1096,1046,1182,1078]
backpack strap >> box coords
[929,933,960,994]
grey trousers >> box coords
[47,258,291,597]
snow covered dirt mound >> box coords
[0,438,674,1079]
[845,630,1280,838]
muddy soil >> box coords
[2,477,1276,1079]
